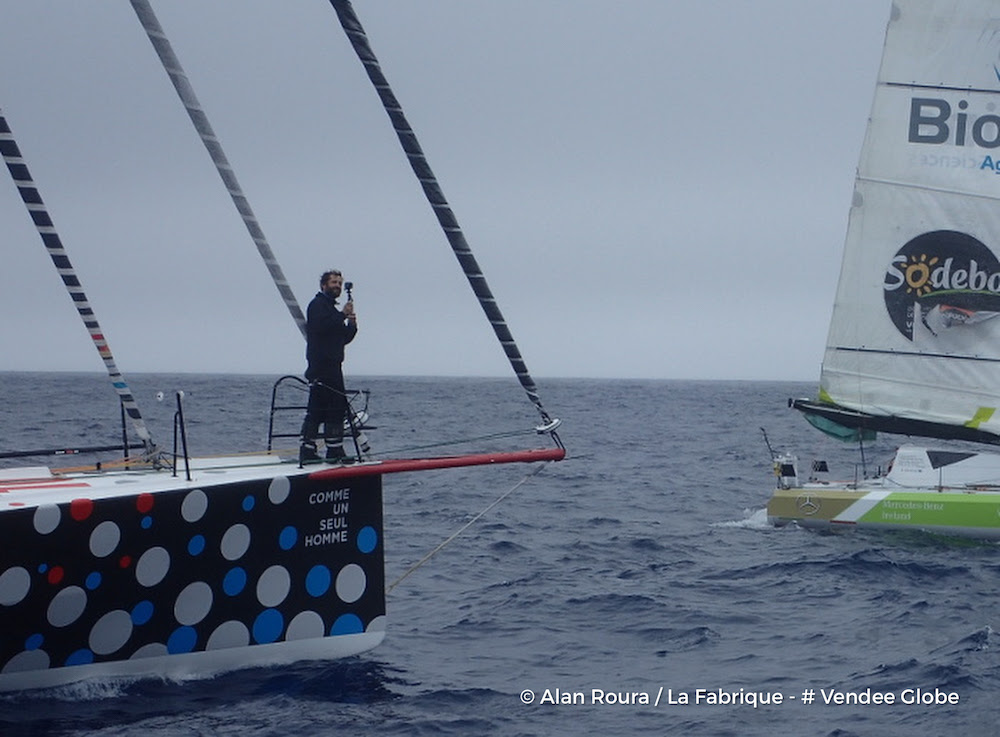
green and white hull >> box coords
[768,488,1000,539]
[768,445,1000,539]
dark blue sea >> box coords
[1,373,998,736]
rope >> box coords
[327,0,558,434]
[386,461,552,594]
[129,0,307,338]
[0,109,157,455]
[372,427,539,458]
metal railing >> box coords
[266,375,373,463]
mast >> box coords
[129,0,307,338]
[0,110,156,455]
[327,0,559,433]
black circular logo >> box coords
[883,230,1000,340]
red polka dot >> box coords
[136,493,154,514]
[119,555,132,569]
[47,566,64,585]
[70,498,94,521]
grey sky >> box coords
[0,1,890,380]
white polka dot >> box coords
[286,611,325,641]
[335,564,367,604]
[181,489,208,522]
[33,505,60,535]
[47,586,87,627]
[175,581,214,626]
[136,546,171,587]
[89,520,121,558]
[131,643,168,660]
[221,524,251,561]
[90,610,133,655]
[207,621,250,650]
[268,476,290,505]
[366,615,387,633]
[1,649,50,674]
[0,567,31,606]
[256,565,291,607]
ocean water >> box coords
[1,373,998,736]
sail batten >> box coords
[857,175,1000,200]
[885,81,1000,95]
[832,346,1000,364]
[814,0,1000,443]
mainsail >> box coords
[806,0,1000,443]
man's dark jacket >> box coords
[304,291,357,381]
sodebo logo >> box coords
[883,230,1000,340]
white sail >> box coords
[820,0,1000,439]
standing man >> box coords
[300,269,357,464]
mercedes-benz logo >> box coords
[796,494,820,516]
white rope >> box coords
[386,462,552,594]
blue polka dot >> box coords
[252,609,284,644]
[141,516,153,529]
[223,567,247,596]
[66,649,95,666]
[85,572,102,590]
[279,526,298,551]
[242,495,255,512]
[132,600,154,625]
[37,564,48,574]
[188,534,206,556]
[331,614,364,636]
[305,565,331,597]
[25,634,43,651]
[357,526,378,554]
[167,626,198,654]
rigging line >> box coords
[129,0,307,338]
[365,429,541,459]
[0,110,156,453]
[328,0,559,433]
[386,461,552,594]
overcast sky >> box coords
[0,1,891,380]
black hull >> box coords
[0,469,385,691]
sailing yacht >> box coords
[0,0,563,692]
[769,0,1000,538]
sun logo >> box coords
[903,254,938,295]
